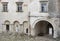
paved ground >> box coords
[0,33,60,41]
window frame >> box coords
[2,2,8,12]
[16,2,23,12]
[40,1,48,13]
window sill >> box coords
[16,11,23,12]
[40,11,48,13]
[2,11,8,12]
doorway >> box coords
[34,20,54,37]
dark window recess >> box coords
[17,4,23,12]
[3,4,8,12]
[41,5,44,12]
[6,25,9,31]
[26,28,28,33]
[41,3,47,12]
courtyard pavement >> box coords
[0,33,60,41]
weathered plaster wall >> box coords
[0,0,29,33]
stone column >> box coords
[20,24,23,34]
[53,29,58,38]
[31,28,35,36]
[53,21,58,38]
[4,25,6,32]
[10,24,14,33]
[28,24,31,36]
[9,24,11,33]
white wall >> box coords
[0,0,29,33]
[0,0,29,24]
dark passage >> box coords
[6,25,9,31]
[35,21,54,37]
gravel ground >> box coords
[0,33,60,41]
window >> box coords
[6,25,9,32]
[14,21,20,32]
[2,2,8,12]
[16,2,23,12]
[41,2,48,12]
[4,20,10,32]
[26,28,28,33]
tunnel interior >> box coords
[34,21,54,36]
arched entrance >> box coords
[4,20,10,32]
[14,21,20,32]
[34,20,54,37]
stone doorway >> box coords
[34,20,54,37]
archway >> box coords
[4,20,10,32]
[13,21,20,32]
[34,20,54,37]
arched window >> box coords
[14,21,20,32]
[4,20,10,32]
[26,28,28,33]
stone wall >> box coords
[48,0,57,17]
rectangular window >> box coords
[16,2,23,12]
[17,4,22,12]
[2,2,8,12]
[41,2,48,12]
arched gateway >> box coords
[34,20,54,37]
[30,19,57,38]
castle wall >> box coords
[29,0,60,38]
[0,0,60,38]
[0,0,29,34]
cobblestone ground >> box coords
[0,33,60,41]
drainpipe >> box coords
[28,12,31,36]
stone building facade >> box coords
[0,0,60,38]
[0,0,29,34]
